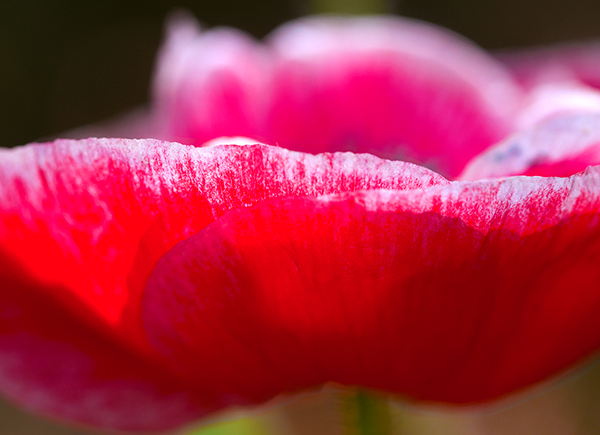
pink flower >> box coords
[2,14,600,433]
[152,15,521,179]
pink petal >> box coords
[154,16,522,178]
[152,14,270,146]
[516,85,600,129]
[461,110,600,179]
[0,138,445,428]
[498,41,600,90]
[143,168,600,407]
[264,16,520,177]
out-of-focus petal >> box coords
[516,84,600,129]
[498,42,600,90]
[265,16,521,177]
[153,15,522,178]
[462,110,600,180]
[143,168,600,407]
[153,14,270,146]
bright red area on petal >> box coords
[143,170,600,408]
[0,140,444,342]
[0,139,446,430]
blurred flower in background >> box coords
[4,1,600,435]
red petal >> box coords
[0,138,445,428]
[461,111,600,179]
[0,252,210,431]
[0,139,443,332]
[143,168,600,407]
[154,16,521,177]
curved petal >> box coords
[152,14,270,145]
[0,138,445,428]
[516,84,600,129]
[0,138,444,337]
[461,111,600,179]
[265,16,521,177]
[153,15,522,178]
[143,168,600,407]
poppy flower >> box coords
[3,14,600,434]
[151,14,522,179]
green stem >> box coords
[343,390,393,435]
[312,0,388,14]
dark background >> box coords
[2,0,600,148]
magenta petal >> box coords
[153,16,522,178]
[153,15,270,146]
[264,16,521,177]
[144,169,600,407]
[461,111,600,179]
